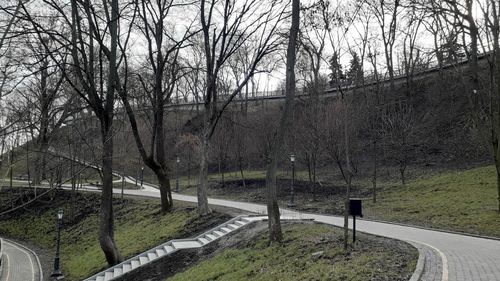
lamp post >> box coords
[175,157,180,192]
[288,154,296,207]
[51,208,64,280]
[140,166,144,188]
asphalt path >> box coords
[0,239,42,281]
[5,178,500,280]
[119,183,500,281]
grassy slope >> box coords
[177,165,500,238]
[169,223,417,281]
[0,190,228,280]
[364,165,500,237]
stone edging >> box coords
[0,238,3,279]
[359,217,500,242]
[408,242,427,281]
[2,238,44,281]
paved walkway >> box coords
[0,239,42,281]
[119,186,500,281]
[8,179,500,280]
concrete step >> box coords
[139,256,149,265]
[221,227,232,233]
[172,240,202,249]
[104,271,114,281]
[156,249,166,257]
[235,220,246,226]
[122,263,132,273]
[84,216,260,281]
[131,260,140,269]
[206,234,217,240]
[198,237,210,244]
[147,252,157,261]
[113,267,123,276]
[164,245,175,253]
[228,223,239,229]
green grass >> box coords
[364,165,500,237]
[169,223,417,281]
[0,190,228,280]
[176,165,500,238]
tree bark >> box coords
[197,127,211,215]
[372,139,377,203]
[99,118,122,265]
[265,0,300,243]
[97,0,122,266]
[343,103,352,251]
[493,2,500,212]
[157,170,173,211]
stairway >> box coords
[84,215,267,281]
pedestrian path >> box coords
[8,177,500,280]
[120,188,500,281]
[0,238,42,281]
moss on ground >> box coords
[169,223,417,281]
[364,165,500,237]
[0,189,228,280]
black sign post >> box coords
[349,198,363,243]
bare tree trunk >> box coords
[198,128,211,215]
[157,171,173,211]
[265,0,300,244]
[494,5,500,212]
[312,155,317,201]
[98,0,122,265]
[239,158,246,189]
[99,120,122,265]
[343,104,352,251]
[372,139,377,203]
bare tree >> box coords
[18,36,76,185]
[197,0,287,215]
[264,0,300,243]
[381,102,416,185]
[118,0,195,213]
[476,0,500,211]
[366,0,401,92]
[20,0,136,265]
[434,0,479,89]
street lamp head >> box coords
[57,209,64,220]
[473,89,477,94]
[290,154,295,163]
[141,166,144,171]
[176,157,180,163]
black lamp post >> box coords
[51,208,64,280]
[288,154,296,207]
[175,157,180,192]
[140,166,144,188]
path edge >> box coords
[2,238,43,281]
[407,241,426,281]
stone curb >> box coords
[358,217,500,242]
[407,242,427,281]
[2,238,44,281]
[0,238,3,279]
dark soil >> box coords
[200,178,372,215]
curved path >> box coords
[118,185,500,281]
[9,178,500,280]
[0,239,42,281]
